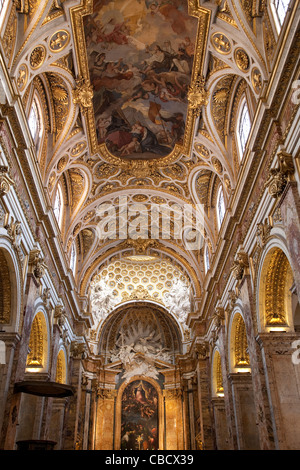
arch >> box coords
[114,376,164,451]
[26,311,49,373]
[0,244,21,332]
[257,244,294,332]
[228,309,251,373]
[55,348,68,384]
[98,302,183,358]
[211,348,224,397]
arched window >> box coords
[53,184,63,228]
[204,244,210,273]
[0,1,9,29]
[271,0,290,32]
[237,98,251,159]
[217,185,225,230]
[70,243,77,275]
[28,96,43,150]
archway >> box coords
[258,246,294,332]
[93,302,184,450]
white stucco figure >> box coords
[90,276,121,325]
[163,277,191,323]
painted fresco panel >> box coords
[83,0,198,159]
[121,380,158,450]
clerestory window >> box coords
[237,98,251,159]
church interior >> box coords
[0,0,299,451]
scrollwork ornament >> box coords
[28,247,47,279]
[231,251,249,280]
[4,217,22,247]
[265,151,294,198]
[70,341,86,359]
[0,166,14,198]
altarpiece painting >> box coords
[121,379,159,450]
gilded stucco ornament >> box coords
[234,48,250,72]
[73,78,94,111]
[188,75,209,116]
[231,251,249,280]
[0,166,14,198]
[265,151,294,198]
[29,45,46,69]
[71,141,87,157]
[256,219,271,248]
[4,217,22,247]
[211,32,231,54]
[49,30,70,52]
[28,248,47,279]
[251,67,263,94]
[54,304,66,327]
[70,341,86,358]
[16,64,28,91]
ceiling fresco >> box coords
[82,0,199,160]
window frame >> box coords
[0,0,9,31]
[271,0,290,33]
[236,97,251,160]
[204,244,210,273]
[28,94,44,152]
[70,243,77,276]
[216,185,226,230]
[53,183,63,229]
